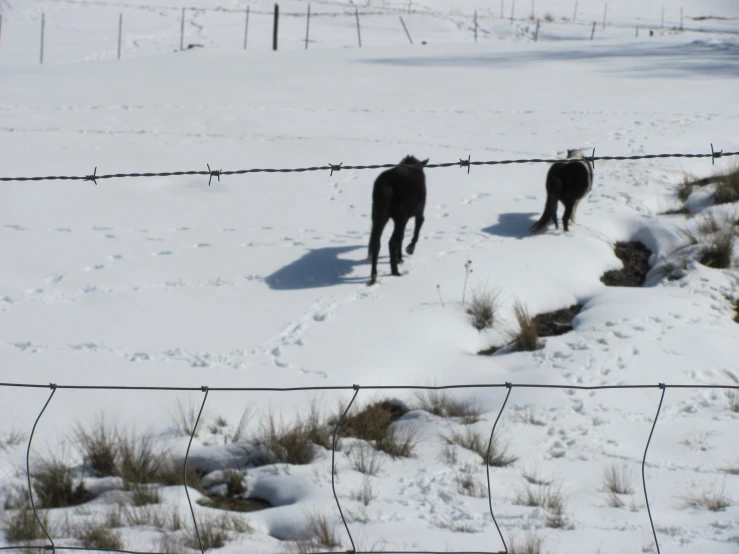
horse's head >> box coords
[566,149,587,159]
[400,155,429,167]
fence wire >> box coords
[1,380,737,554]
[1,146,736,185]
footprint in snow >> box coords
[154,251,173,256]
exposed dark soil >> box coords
[198,496,272,513]
[734,298,739,324]
[478,304,582,355]
[534,304,583,337]
[600,242,652,287]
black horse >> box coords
[368,155,428,286]
[530,149,593,234]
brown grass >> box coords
[32,455,93,508]
[467,286,500,331]
[509,301,541,352]
[73,520,124,550]
[1,502,54,543]
[682,212,737,269]
[680,480,732,511]
[347,443,383,476]
[254,404,332,466]
[445,427,517,467]
[414,389,479,423]
[602,464,634,495]
[514,482,568,528]
[713,166,739,205]
[508,530,544,554]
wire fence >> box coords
[1,380,737,554]
[1,146,737,185]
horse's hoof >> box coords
[368,277,377,286]
[406,246,415,255]
[391,270,401,277]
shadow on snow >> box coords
[265,245,368,290]
[482,212,539,238]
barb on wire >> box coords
[207,163,221,186]
[642,383,666,554]
[85,166,98,185]
[184,386,209,554]
[329,162,343,176]
[26,384,58,553]
[459,154,471,174]
[711,143,723,165]
[2,149,737,183]
[486,382,512,554]
[332,384,360,553]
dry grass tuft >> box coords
[511,407,546,426]
[255,404,332,466]
[713,166,739,205]
[376,424,419,458]
[1,502,54,543]
[73,520,124,550]
[508,530,544,554]
[682,212,737,269]
[514,482,568,528]
[467,286,501,331]
[445,427,517,467]
[350,477,377,506]
[414,389,480,423]
[508,300,541,352]
[679,480,732,511]
[32,455,92,508]
[185,512,253,551]
[726,390,739,412]
[347,443,383,476]
[602,463,634,495]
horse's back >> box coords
[547,160,591,196]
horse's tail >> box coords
[530,175,562,235]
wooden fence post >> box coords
[117,14,123,60]
[273,4,279,51]
[400,16,413,44]
[305,4,310,49]
[180,8,185,51]
[244,7,249,50]
[355,7,362,47]
[40,13,45,64]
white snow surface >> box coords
[1,0,739,553]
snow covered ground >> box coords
[1,0,738,553]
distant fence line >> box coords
[1,380,737,554]
[1,147,737,185]
[3,2,737,65]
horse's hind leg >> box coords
[389,219,407,276]
[369,216,388,285]
[562,201,574,232]
[406,213,425,255]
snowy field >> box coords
[1,0,739,553]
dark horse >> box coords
[368,155,428,285]
[530,149,593,234]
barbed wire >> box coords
[1,146,736,185]
[1,380,737,554]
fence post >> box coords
[573,0,578,22]
[244,6,249,50]
[635,26,639,37]
[180,8,185,51]
[590,20,596,39]
[680,7,683,31]
[40,13,45,64]
[530,0,535,20]
[355,6,362,47]
[273,3,279,51]
[510,0,515,23]
[408,0,411,15]
[602,3,607,28]
[305,4,310,49]
[474,10,478,42]
[399,16,413,44]
[117,14,122,60]
[534,18,540,41]
[661,7,664,28]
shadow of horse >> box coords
[482,212,539,239]
[265,245,368,290]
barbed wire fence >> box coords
[1,146,737,186]
[1,380,738,554]
[3,1,737,65]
